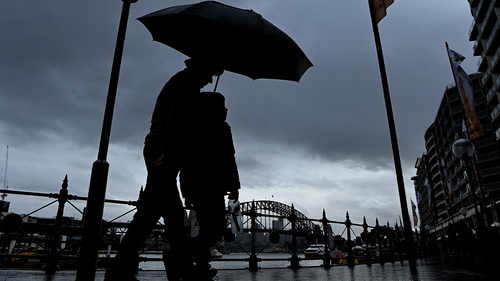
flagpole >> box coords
[368,0,417,272]
[445,43,489,228]
[445,42,462,105]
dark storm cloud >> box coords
[0,0,478,221]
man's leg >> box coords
[181,196,226,279]
[106,146,181,280]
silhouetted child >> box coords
[179,91,240,280]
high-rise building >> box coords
[413,72,500,235]
[468,0,500,140]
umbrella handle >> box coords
[213,75,220,92]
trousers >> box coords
[109,143,186,273]
[182,196,226,272]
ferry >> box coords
[304,244,326,258]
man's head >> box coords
[185,58,224,88]
[197,91,227,121]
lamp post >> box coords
[424,224,431,255]
[459,207,469,229]
[76,1,137,280]
[452,139,488,228]
[459,207,467,218]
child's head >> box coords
[197,92,228,121]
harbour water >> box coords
[138,253,322,270]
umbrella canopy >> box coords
[137,1,313,82]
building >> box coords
[468,0,500,140]
[413,72,500,235]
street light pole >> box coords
[452,139,485,229]
[76,1,137,280]
[367,0,416,272]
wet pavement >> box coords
[0,254,498,281]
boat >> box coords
[304,244,326,258]
[211,249,223,259]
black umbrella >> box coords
[137,1,313,82]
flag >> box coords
[447,48,485,140]
[411,199,418,227]
[441,158,453,203]
[373,0,394,24]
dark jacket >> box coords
[179,120,241,199]
[145,68,200,157]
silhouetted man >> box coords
[179,92,240,280]
[105,59,223,281]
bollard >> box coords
[45,175,69,274]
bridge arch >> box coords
[239,200,315,234]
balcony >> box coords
[474,136,496,148]
[426,142,436,152]
[481,67,491,86]
[469,0,480,8]
[490,103,500,120]
[480,2,495,35]
[475,0,487,22]
[486,87,496,103]
[473,37,483,56]
[484,21,500,55]
[435,190,445,200]
[469,19,478,41]
[478,151,500,162]
[477,53,488,71]
[451,106,462,116]
[430,161,440,173]
[448,92,459,103]
[481,166,500,177]
[438,208,448,217]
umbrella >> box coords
[137,1,313,82]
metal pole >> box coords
[362,217,372,265]
[248,200,258,271]
[345,212,354,267]
[321,209,331,268]
[76,1,136,280]
[289,204,300,269]
[45,176,69,274]
[367,0,416,272]
[462,156,482,228]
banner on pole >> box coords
[373,0,394,24]
[447,48,485,140]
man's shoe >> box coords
[104,270,139,281]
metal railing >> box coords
[0,176,420,273]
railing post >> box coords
[345,212,354,267]
[362,216,372,265]
[248,200,258,271]
[321,209,331,268]
[289,204,300,269]
[45,175,69,274]
[375,219,384,264]
[387,221,395,262]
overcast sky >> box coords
[0,1,478,233]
